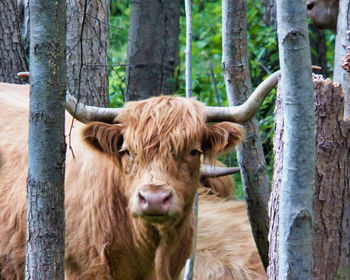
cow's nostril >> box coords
[307,2,314,10]
[138,192,147,204]
[138,190,173,215]
[162,192,172,206]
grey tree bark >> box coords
[275,0,315,278]
[222,0,270,269]
[66,0,110,107]
[334,0,350,118]
[125,0,180,101]
[269,76,350,280]
[0,0,28,83]
[25,0,66,279]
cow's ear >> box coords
[202,122,244,156]
[82,122,123,155]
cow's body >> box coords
[0,82,248,279]
[194,191,267,280]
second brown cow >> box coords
[307,0,339,31]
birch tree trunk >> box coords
[25,0,66,279]
[222,0,270,269]
[333,0,350,118]
[183,1,196,278]
[125,0,180,101]
[184,0,192,99]
[275,0,315,277]
[66,0,109,107]
[0,0,28,83]
[269,76,350,279]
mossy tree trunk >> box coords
[25,0,66,279]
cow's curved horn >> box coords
[200,164,240,178]
[16,72,123,123]
[66,94,123,124]
[205,70,280,123]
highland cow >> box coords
[0,82,247,279]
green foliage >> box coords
[325,30,336,76]
[177,1,227,105]
[108,0,129,107]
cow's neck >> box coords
[131,211,194,280]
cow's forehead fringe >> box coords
[117,96,207,156]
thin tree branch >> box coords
[209,61,222,106]
[184,0,196,279]
[184,0,192,98]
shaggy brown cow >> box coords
[0,82,246,279]
[194,191,267,280]
[307,0,339,31]
[195,167,266,280]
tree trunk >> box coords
[262,0,277,28]
[66,0,110,107]
[334,0,350,118]
[267,83,283,280]
[184,0,192,99]
[275,0,315,278]
[125,0,180,101]
[222,0,270,269]
[0,0,28,83]
[309,24,329,77]
[312,77,350,279]
[26,0,66,279]
[268,76,350,279]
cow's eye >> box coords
[119,149,130,156]
[190,149,202,156]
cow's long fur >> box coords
[0,82,267,280]
[194,190,267,280]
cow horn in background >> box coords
[205,70,280,123]
[17,72,30,78]
[65,94,123,124]
[200,164,240,178]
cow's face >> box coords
[82,96,244,225]
[307,0,338,31]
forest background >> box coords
[108,0,335,198]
